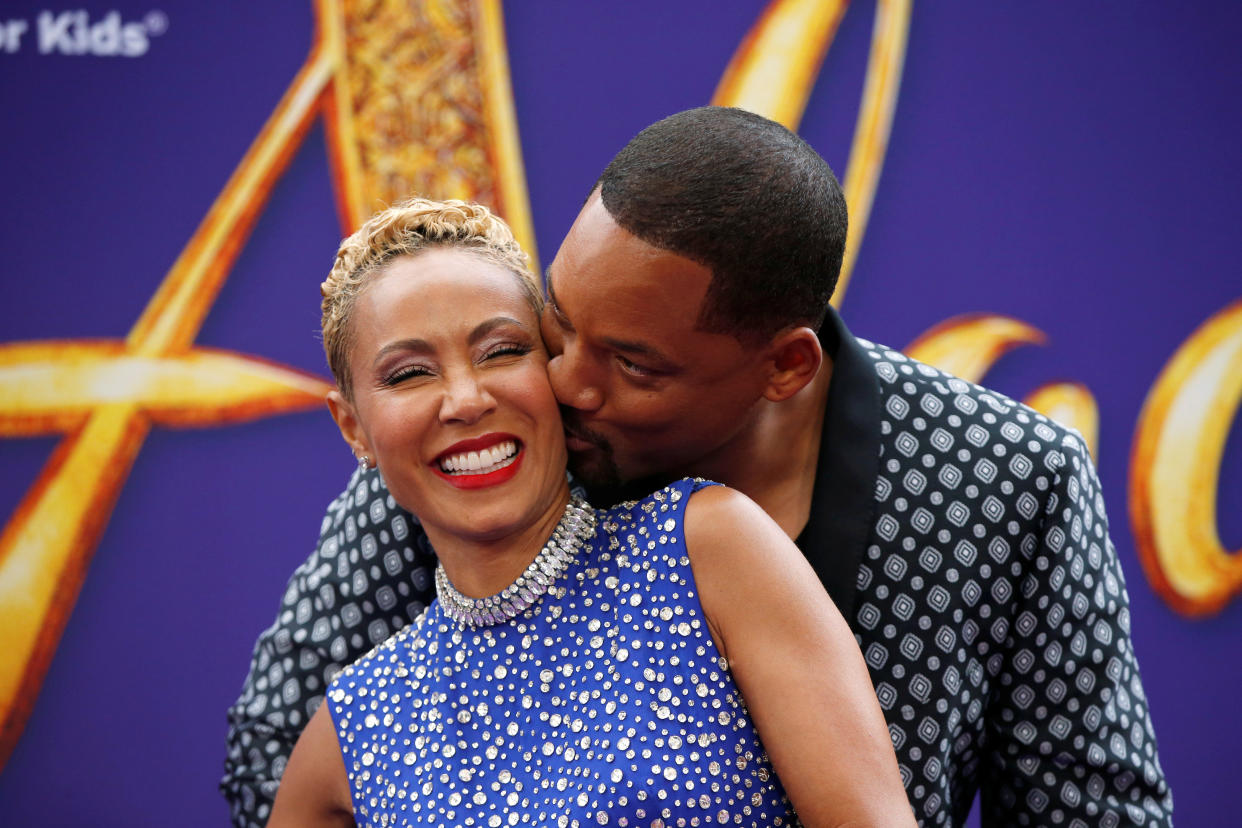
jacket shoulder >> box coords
[855,336,1089,466]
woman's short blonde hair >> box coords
[321,197,541,396]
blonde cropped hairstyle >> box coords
[321,198,541,397]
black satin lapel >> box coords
[797,308,882,630]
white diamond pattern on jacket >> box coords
[855,338,1170,827]
[220,339,1174,828]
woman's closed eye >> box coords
[481,342,532,361]
[381,363,434,386]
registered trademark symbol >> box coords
[144,10,168,36]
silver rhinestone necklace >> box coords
[435,496,596,629]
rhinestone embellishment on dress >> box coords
[327,479,795,826]
[434,496,597,628]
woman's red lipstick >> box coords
[431,433,524,490]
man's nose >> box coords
[547,343,604,412]
[438,372,497,424]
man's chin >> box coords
[567,449,673,508]
[567,447,621,497]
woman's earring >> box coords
[356,453,371,470]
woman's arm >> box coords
[685,485,916,828]
[268,702,355,828]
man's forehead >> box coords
[546,255,705,326]
[547,194,715,329]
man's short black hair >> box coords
[596,106,847,341]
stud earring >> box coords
[356,453,371,470]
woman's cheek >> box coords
[509,363,557,405]
[375,399,432,453]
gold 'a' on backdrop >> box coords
[0,0,537,771]
[0,0,911,773]
[1,0,1238,775]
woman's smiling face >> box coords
[329,248,568,544]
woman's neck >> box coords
[423,482,573,599]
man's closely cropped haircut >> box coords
[596,106,848,341]
[321,197,540,398]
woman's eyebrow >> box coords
[468,316,529,345]
[371,318,528,367]
[373,338,432,364]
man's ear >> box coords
[762,327,823,402]
[326,389,372,462]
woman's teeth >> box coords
[439,441,519,475]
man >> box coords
[223,107,1172,826]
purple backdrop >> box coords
[1,1,1238,824]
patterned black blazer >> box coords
[222,309,1173,827]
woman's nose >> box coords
[547,345,604,413]
[438,373,497,424]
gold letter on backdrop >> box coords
[0,0,533,770]
[904,314,1100,458]
[4,0,1231,778]
[1131,300,1242,616]
[0,0,914,768]
[712,0,911,308]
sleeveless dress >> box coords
[325,478,796,827]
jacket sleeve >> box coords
[219,466,437,828]
[980,431,1173,826]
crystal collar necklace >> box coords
[434,496,596,629]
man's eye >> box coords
[545,302,572,331]
[616,354,657,377]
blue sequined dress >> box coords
[326,477,796,827]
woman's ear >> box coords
[326,389,372,462]
[762,327,824,403]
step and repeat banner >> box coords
[1,2,1238,824]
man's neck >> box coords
[676,357,834,539]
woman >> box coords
[270,198,915,827]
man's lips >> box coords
[564,432,596,452]
[562,423,602,453]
